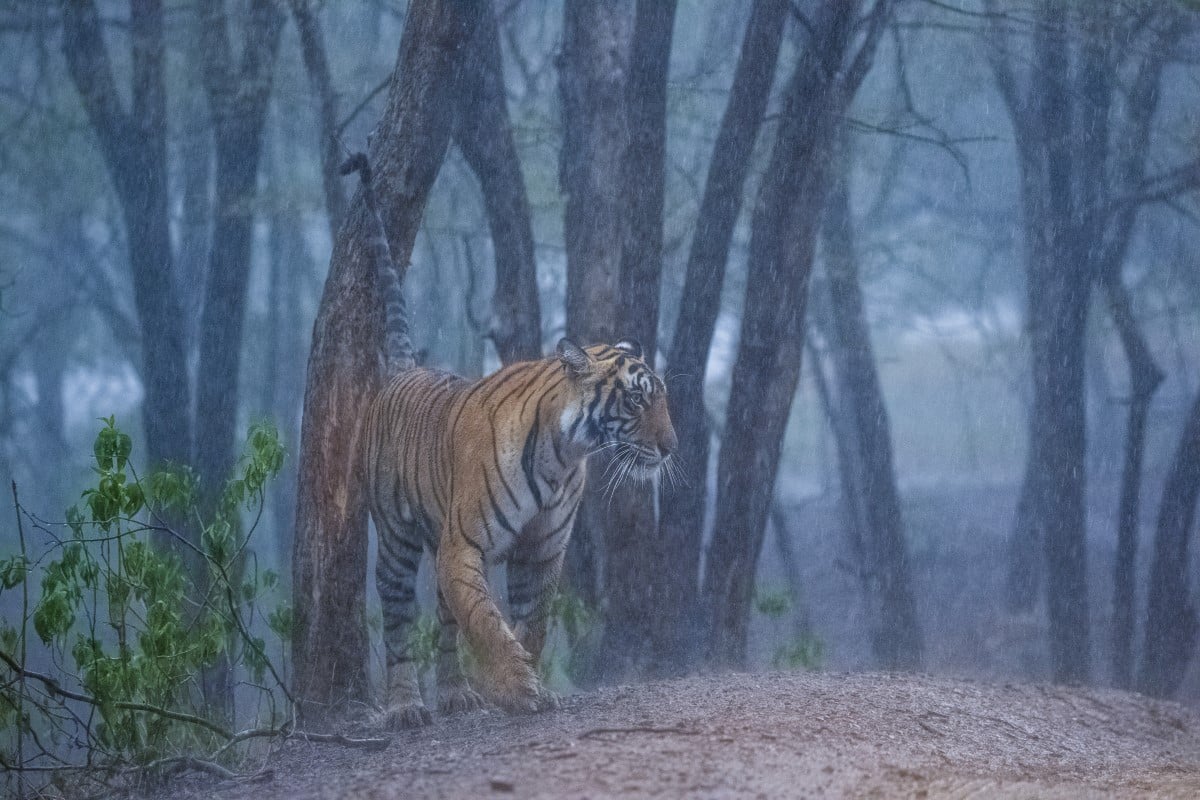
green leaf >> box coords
[0,556,27,590]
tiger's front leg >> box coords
[437,509,555,714]
[509,548,566,711]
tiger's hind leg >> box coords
[435,588,486,714]
[375,517,431,728]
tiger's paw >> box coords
[378,701,432,729]
[438,684,487,715]
[485,664,557,714]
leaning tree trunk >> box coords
[291,0,482,723]
[658,0,787,673]
[455,1,542,365]
[289,0,349,238]
[702,0,890,668]
[1137,389,1200,698]
[819,135,922,670]
[556,0,632,673]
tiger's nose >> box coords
[659,426,678,458]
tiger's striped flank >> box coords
[363,338,676,726]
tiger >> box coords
[362,338,678,726]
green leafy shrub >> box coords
[0,417,302,793]
[754,584,825,672]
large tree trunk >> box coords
[658,0,787,672]
[60,0,192,471]
[1138,389,1200,697]
[819,136,922,670]
[455,2,542,364]
[702,0,890,668]
[594,0,677,679]
[291,0,482,723]
[556,0,632,675]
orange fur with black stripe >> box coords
[363,338,676,725]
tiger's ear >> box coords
[557,338,592,376]
[614,338,643,359]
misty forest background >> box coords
[3,0,1200,733]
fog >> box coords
[2,0,1200,790]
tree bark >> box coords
[556,0,632,674]
[60,0,191,471]
[819,136,922,670]
[291,0,482,723]
[594,0,678,679]
[455,2,542,364]
[1138,389,1200,697]
[658,0,787,671]
[702,0,891,668]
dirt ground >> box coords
[164,670,1200,799]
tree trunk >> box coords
[819,136,922,670]
[589,0,678,679]
[1105,270,1163,689]
[702,0,890,668]
[192,0,285,720]
[988,1,1093,683]
[289,0,349,238]
[1138,389,1200,697]
[988,1,1186,684]
[455,2,542,364]
[194,0,284,506]
[556,0,632,678]
[291,0,482,723]
[658,0,787,672]
[60,0,192,472]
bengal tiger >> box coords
[363,338,677,726]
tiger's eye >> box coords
[627,390,644,407]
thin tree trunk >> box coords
[455,2,542,364]
[60,0,192,472]
[291,0,482,723]
[820,137,922,669]
[194,0,284,504]
[289,0,349,238]
[1138,388,1200,697]
[988,1,1093,683]
[1105,270,1163,689]
[658,0,787,673]
[193,0,285,720]
[702,0,891,668]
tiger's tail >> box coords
[341,152,415,375]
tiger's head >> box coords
[557,337,678,474]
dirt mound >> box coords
[174,671,1200,798]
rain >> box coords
[1,0,1200,796]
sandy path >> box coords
[168,671,1200,798]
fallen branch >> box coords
[578,725,703,739]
